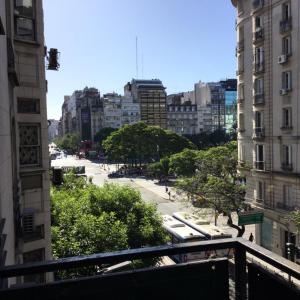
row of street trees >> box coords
[102,122,196,164]
[53,133,80,153]
[148,142,246,237]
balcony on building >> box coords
[236,40,244,53]
[253,27,264,44]
[236,67,244,76]
[0,238,299,300]
[254,161,265,170]
[253,127,265,140]
[280,17,292,34]
[22,225,45,243]
[281,163,293,172]
[252,0,264,11]
[276,202,296,212]
[253,61,265,75]
[253,93,264,105]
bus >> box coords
[172,211,233,257]
[162,215,207,263]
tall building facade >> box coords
[48,119,59,141]
[125,79,167,128]
[167,93,198,135]
[103,93,122,129]
[195,81,226,132]
[0,0,51,283]
[232,0,299,261]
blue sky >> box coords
[44,0,237,119]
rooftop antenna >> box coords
[136,36,139,79]
[141,54,144,79]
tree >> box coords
[53,133,80,152]
[94,127,117,145]
[51,175,168,261]
[147,157,170,182]
[176,141,246,237]
[288,210,300,232]
[102,122,196,165]
[169,149,202,177]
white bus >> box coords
[172,212,233,257]
[162,215,207,263]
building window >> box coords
[254,77,264,95]
[238,113,245,131]
[256,181,265,201]
[255,144,264,170]
[254,47,264,64]
[0,16,5,35]
[14,0,35,41]
[23,248,45,283]
[255,111,263,129]
[282,2,291,21]
[254,15,263,29]
[282,36,292,55]
[238,84,244,101]
[282,71,292,90]
[282,145,292,169]
[19,123,41,167]
[282,107,292,129]
[17,98,40,114]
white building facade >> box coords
[232,0,300,261]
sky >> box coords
[44,0,237,119]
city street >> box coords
[51,155,255,239]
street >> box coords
[51,155,255,239]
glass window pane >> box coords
[15,0,34,18]
[16,17,34,40]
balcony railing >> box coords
[276,202,296,212]
[253,28,264,43]
[0,238,300,300]
[255,161,265,170]
[253,127,265,139]
[281,163,293,171]
[280,17,292,34]
[253,62,265,75]
[253,93,264,105]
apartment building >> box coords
[0,0,52,283]
[125,79,167,128]
[195,81,226,132]
[62,88,103,142]
[232,0,300,260]
[121,95,140,126]
[167,94,198,135]
[103,93,122,129]
[48,119,59,141]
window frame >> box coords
[282,71,292,90]
[14,0,36,41]
[282,107,292,128]
[282,35,292,56]
[19,123,41,168]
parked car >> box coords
[108,172,124,178]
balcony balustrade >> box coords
[280,17,292,34]
[0,238,299,299]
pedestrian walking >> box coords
[249,232,254,242]
[165,186,168,193]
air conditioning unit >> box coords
[280,89,287,96]
[278,54,287,64]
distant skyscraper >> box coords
[125,79,167,128]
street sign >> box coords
[238,211,264,226]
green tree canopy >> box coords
[53,133,80,152]
[169,149,202,177]
[102,122,196,164]
[51,174,168,260]
[176,141,246,237]
[94,127,117,145]
[147,157,170,182]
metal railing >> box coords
[280,17,292,34]
[0,238,299,300]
